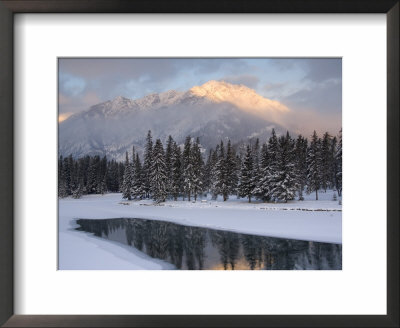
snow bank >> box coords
[59,192,341,269]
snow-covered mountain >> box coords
[59,80,289,160]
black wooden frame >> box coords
[0,1,398,327]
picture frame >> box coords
[0,0,398,327]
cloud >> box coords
[59,73,86,97]
[281,109,342,137]
[282,79,342,114]
[267,58,341,83]
[220,74,260,88]
[303,58,342,82]
[264,82,285,91]
[59,91,102,115]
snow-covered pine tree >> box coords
[165,135,174,198]
[209,145,220,200]
[150,139,167,203]
[191,137,204,201]
[58,156,69,198]
[171,141,183,201]
[251,138,261,198]
[95,156,107,194]
[132,153,145,199]
[329,136,337,189]
[106,159,119,192]
[70,160,78,195]
[61,155,72,195]
[72,178,84,199]
[295,135,308,200]
[67,155,74,193]
[307,130,322,200]
[86,156,99,194]
[118,161,125,192]
[253,142,269,200]
[143,130,153,198]
[238,145,255,202]
[182,136,195,201]
[58,155,63,184]
[270,132,298,202]
[335,129,342,196]
[223,140,238,201]
[255,129,279,201]
[182,136,194,201]
[129,146,136,195]
[203,149,213,194]
[121,151,133,200]
[215,141,226,201]
[320,132,332,192]
[99,174,107,195]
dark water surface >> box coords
[75,218,342,270]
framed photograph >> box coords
[0,1,398,327]
[58,57,343,271]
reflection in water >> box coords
[76,218,342,270]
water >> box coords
[75,218,342,270]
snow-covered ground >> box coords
[59,191,341,269]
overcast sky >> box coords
[59,58,342,135]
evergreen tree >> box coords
[320,132,332,192]
[295,135,308,200]
[223,140,237,201]
[307,130,322,200]
[203,149,213,193]
[106,159,119,192]
[143,130,153,198]
[215,141,226,201]
[335,129,342,196]
[238,145,255,202]
[86,156,100,194]
[150,139,167,203]
[58,156,69,198]
[235,154,242,199]
[270,132,298,202]
[67,155,74,193]
[191,137,204,201]
[72,180,84,199]
[253,142,269,200]
[171,142,183,201]
[254,129,278,201]
[62,155,72,195]
[251,139,261,198]
[100,175,107,194]
[183,136,195,201]
[132,153,145,199]
[121,151,133,200]
[117,161,124,192]
[330,136,338,189]
[96,156,107,194]
[165,135,174,198]
[209,145,220,200]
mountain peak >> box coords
[111,95,130,104]
[190,80,289,115]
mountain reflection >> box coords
[76,218,342,270]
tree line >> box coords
[58,155,124,198]
[58,129,342,203]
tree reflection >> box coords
[210,231,240,270]
[75,218,342,270]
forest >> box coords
[58,129,342,203]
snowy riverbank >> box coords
[59,191,341,269]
